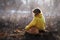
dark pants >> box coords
[22,30,46,40]
[23,32,41,40]
[21,30,57,40]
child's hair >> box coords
[33,9,41,14]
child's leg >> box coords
[22,32,40,40]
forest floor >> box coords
[0,28,60,40]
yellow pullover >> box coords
[25,13,46,31]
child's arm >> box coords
[25,18,36,30]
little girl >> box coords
[23,8,46,40]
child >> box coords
[23,8,46,40]
[25,8,46,33]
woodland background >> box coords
[0,0,60,40]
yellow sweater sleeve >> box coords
[25,18,36,30]
[42,15,46,25]
[42,15,46,29]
